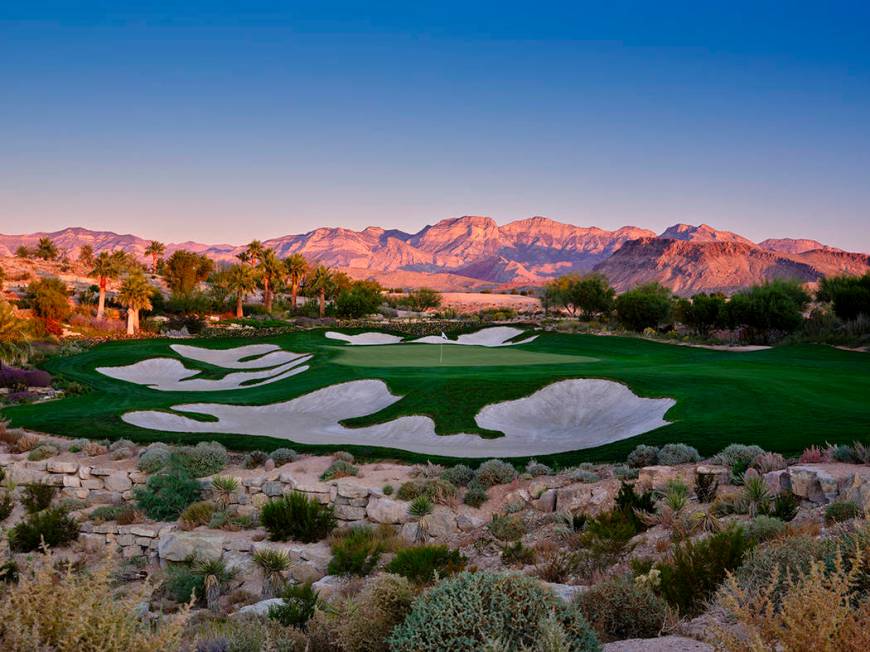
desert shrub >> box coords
[388,571,600,651]
[614,481,656,532]
[108,438,134,452]
[474,458,518,487]
[396,478,457,504]
[191,558,235,611]
[8,507,79,552]
[825,500,863,525]
[320,460,359,481]
[576,574,669,642]
[712,444,766,477]
[20,482,57,513]
[408,495,433,518]
[327,526,391,577]
[851,440,870,464]
[332,573,415,652]
[502,541,536,565]
[0,549,188,650]
[192,616,306,652]
[333,451,355,463]
[268,582,319,629]
[656,526,750,616]
[534,543,582,583]
[410,461,444,479]
[179,501,216,529]
[741,475,773,517]
[243,450,269,469]
[210,475,240,507]
[613,464,639,480]
[694,472,719,503]
[164,563,203,604]
[13,433,41,453]
[799,444,829,464]
[626,444,659,468]
[0,366,51,388]
[751,451,787,473]
[260,491,336,543]
[386,544,466,584]
[526,460,553,477]
[463,483,488,507]
[830,444,858,463]
[657,443,701,466]
[570,469,600,483]
[744,515,786,544]
[137,444,172,473]
[771,491,800,521]
[27,444,58,461]
[441,463,475,487]
[488,513,526,541]
[66,438,89,453]
[171,441,227,477]
[134,469,203,521]
[0,491,13,521]
[269,448,299,466]
[90,504,141,524]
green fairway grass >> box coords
[3,329,869,466]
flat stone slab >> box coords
[603,636,713,652]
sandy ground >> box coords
[170,343,306,368]
[123,378,675,457]
[325,331,404,346]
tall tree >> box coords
[27,277,71,322]
[91,251,120,320]
[308,265,334,318]
[144,241,165,274]
[226,263,258,318]
[34,237,59,261]
[77,245,94,267]
[164,250,214,296]
[0,301,30,368]
[258,248,284,314]
[284,253,309,311]
[117,271,153,335]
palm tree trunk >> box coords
[151,254,158,274]
[319,288,325,317]
[236,295,244,318]
[133,309,140,333]
[97,278,106,320]
[291,280,299,310]
[264,278,272,313]
[126,309,135,335]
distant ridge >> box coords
[1,217,866,295]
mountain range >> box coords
[1,218,867,295]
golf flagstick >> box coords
[440,331,448,364]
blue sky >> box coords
[1,2,868,249]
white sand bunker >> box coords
[123,378,674,457]
[170,343,308,368]
[97,355,311,392]
[325,332,405,346]
[411,326,537,347]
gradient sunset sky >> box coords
[2,2,869,250]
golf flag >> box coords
[441,331,448,341]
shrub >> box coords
[570,469,600,483]
[0,549,188,650]
[502,541,536,565]
[744,515,786,544]
[441,463,474,487]
[656,526,750,616]
[327,526,389,576]
[614,481,656,532]
[388,572,601,651]
[260,491,336,542]
[474,459,518,487]
[21,482,57,513]
[109,438,135,452]
[0,491,14,522]
[825,500,863,525]
[269,448,298,466]
[385,544,466,584]
[576,575,669,642]
[712,444,766,476]
[252,548,291,598]
[396,478,457,503]
[799,444,829,464]
[657,443,701,466]
[27,444,58,461]
[751,451,787,473]
[626,444,659,468]
[179,501,216,529]
[408,495,433,518]
[830,444,857,463]
[320,460,359,481]
[771,491,800,521]
[243,450,269,469]
[382,484,394,496]
[192,617,306,652]
[613,464,639,480]
[488,513,526,541]
[89,504,140,524]
[526,460,553,477]
[332,573,415,652]
[268,582,319,629]
[740,475,772,517]
[66,438,89,453]
[171,441,228,477]
[694,472,719,503]
[137,444,172,473]
[134,469,203,521]
[8,507,79,552]
[463,483,488,507]
[164,563,203,604]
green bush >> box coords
[744,515,786,544]
[382,484,394,496]
[614,481,656,532]
[657,443,701,466]
[320,460,359,481]
[771,491,800,522]
[170,441,227,477]
[268,582,319,629]
[8,507,79,552]
[570,469,600,483]
[270,448,299,466]
[488,514,526,541]
[389,572,601,651]
[396,478,457,503]
[386,544,466,584]
[613,464,639,480]
[243,450,269,469]
[332,573,415,652]
[408,495,433,518]
[474,459,518,487]
[502,541,536,566]
[441,464,475,487]
[327,526,386,576]
[626,444,659,468]
[0,491,13,522]
[134,469,203,521]
[825,500,863,524]
[712,444,765,477]
[21,482,57,513]
[137,444,172,473]
[27,444,59,461]
[260,491,336,543]
[164,563,203,604]
[179,500,215,529]
[463,483,488,508]
[576,575,669,642]
[656,526,750,616]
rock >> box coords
[289,560,325,584]
[89,490,123,505]
[89,467,114,476]
[602,636,713,652]
[158,531,225,562]
[456,514,485,532]
[104,472,132,492]
[80,533,107,552]
[47,461,78,474]
[502,489,530,511]
[129,525,158,538]
[223,550,256,575]
[787,466,838,504]
[420,506,457,540]
[637,466,681,490]
[695,464,730,485]
[555,480,619,515]
[400,521,422,544]
[237,598,284,617]
[366,497,411,524]
[278,472,297,487]
[333,503,367,521]
[763,469,789,495]
[334,479,369,500]
[261,481,284,497]
[543,582,588,603]
[311,575,347,601]
[251,493,270,508]
[264,458,276,472]
[841,472,870,514]
[60,475,81,488]
[532,489,557,512]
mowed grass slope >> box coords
[4,329,869,466]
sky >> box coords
[1,1,869,250]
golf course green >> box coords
[5,329,869,465]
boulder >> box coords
[533,489,557,512]
[841,472,870,514]
[555,480,619,515]
[236,598,283,617]
[420,506,457,540]
[637,466,681,490]
[695,464,730,485]
[47,461,78,474]
[762,469,789,495]
[261,481,284,497]
[334,480,369,500]
[456,513,485,532]
[104,472,132,492]
[603,637,712,652]
[158,531,225,562]
[311,575,347,602]
[367,497,411,524]
[787,466,838,504]
[333,503,367,521]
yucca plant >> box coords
[408,495,433,518]
[210,476,239,509]
[741,475,772,518]
[253,548,291,598]
[192,558,233,613]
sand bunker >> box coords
[325,332,405,346]
[170,344,308,368]
[97,356,311,392]
[411,326,538,347]
[123,378,674,456]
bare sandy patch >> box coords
[325,331,405,346]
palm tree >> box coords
[257,249,284,314]
[0,301,30,368]
[285,253,309,311]
[91,251,120,320]
[144,241,165,274]
[117,271,153,335]
[238,240,265,267]
[226,263,258,318]
[309,265,334,318]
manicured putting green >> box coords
[332,344,594,367]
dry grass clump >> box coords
[714,547,870,651]
[0,548,190,651]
